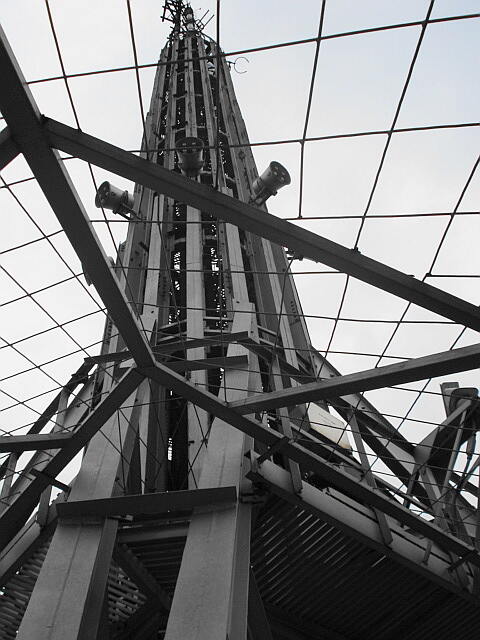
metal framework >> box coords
[1,4,480,639]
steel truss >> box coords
[1,8,480,640]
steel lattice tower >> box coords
[1,3,480,640]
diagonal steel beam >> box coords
[113,544,171,612]
[115,601,164,640]
[0,125,19,169]
[230,342,480,415]
[140,359,480,566]
[0,25,154,367]
[85,330,251,365]
[242,338,425,499]
[43,117,480,332]
[0,367,144,550]
[244,338,415,453]
[26,361,93,436]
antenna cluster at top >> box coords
[161,0,212,36]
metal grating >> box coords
[107,561,147,630]
[120,523,188,600]
[252,497,480,640]
[0,537,51,640]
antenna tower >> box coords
[1,3,480,639]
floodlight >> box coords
[251,161,291,205]
[176,137,204,177]
[95,181,134,218]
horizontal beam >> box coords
[248,456,476,599]
[154,330,251,355]
[113,355,247,373]
[118,524,188,546]
[140,360,480,567]
[166,354,247,373]
[85,331,251,365]
[0,27,154,367]
[56,486,237,519]
[0,125,19,169]
[44,117,480,332]
[0,432,72,453]
[231,342,480,414]
[0,367,144,550]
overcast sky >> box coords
[0,1,479,489]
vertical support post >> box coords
[139,192,170,492]
[186,204,209,487]
[349,413,392,546]
[182,36,210,487]
[36,387,71,526]
[164,306,258,640]
[271,358,303,495]
[16,390,140,640]
[475,479,480,596]
[0,453,18,511]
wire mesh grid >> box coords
[0,0,479,506]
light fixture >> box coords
[251,161,291,205]
[449,387,478,413]
[307,404,351,451]
[95,181,134,218]
[184,6,195,31]
[176,137,204,177]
